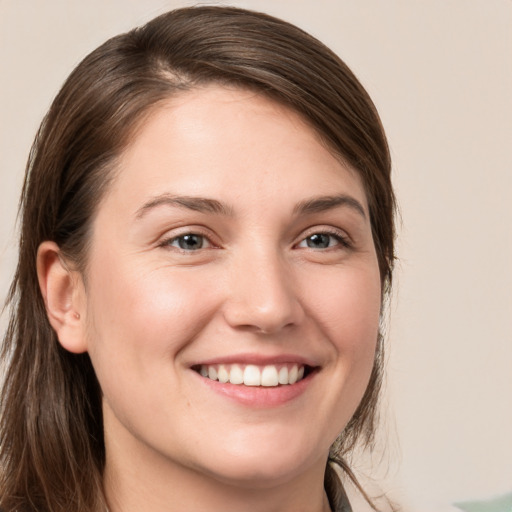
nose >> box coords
[222,249,305,334]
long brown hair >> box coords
[0,6,395,512]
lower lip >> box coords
[193,371,315,408]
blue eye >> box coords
[167,234,208,251]
[298,232,347,249]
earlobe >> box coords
[36,241,88,354]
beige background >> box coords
[1,1,511,509]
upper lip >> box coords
[189,353,320,368]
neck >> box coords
[103,430,332,512]
[104,462,332,512]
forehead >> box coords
[106,85,368,214]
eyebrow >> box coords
[293,194,367,220]
[135,194,233,219]
[135,193,367,221]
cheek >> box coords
[301,262,382,411]
[84,257,220,369]
[292,262,381,442]
[303,264,381,350]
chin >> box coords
[196,441,325,489]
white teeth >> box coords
[198,363,307,387]
[261,365,279,387]
[217,365,229,383]
[208,366,218,381]
[288,364,298,384]
[229,364,244,384]
[243,365,261,386]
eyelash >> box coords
[159,228,351,253]
[159,232,214,252]
[295,229,352,250]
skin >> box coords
[38,86,382,512]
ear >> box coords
[37,241,88,354]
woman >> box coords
[0,6,395,512]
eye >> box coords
[297,231,349,250]
[163,233,211,251]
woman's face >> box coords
[79,86,381,487]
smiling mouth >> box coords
[192,363,315,387]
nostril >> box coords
[223,303,304,334]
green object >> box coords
[456,492,512,512]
